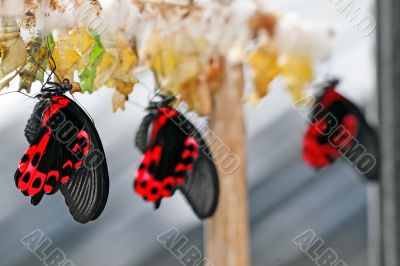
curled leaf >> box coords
[0,71,18,91]
[280,54,313,103]
[249,12,278,37]
[248,42,279,100]
[19,35,49,92]
[207,56,225,94]
[94,51,116,90]
[78,32,105,92]
[71,81,82,94]
[52,28,95,82]
[0,19,27,87]
[112,89,127,112]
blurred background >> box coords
[0,0,376,265]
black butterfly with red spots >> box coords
[134,95,219,219]
[302,78,379,180]
[15,79,109,223]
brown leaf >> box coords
[49,0,67,12]
[116,81,134,97]
[19,36,47,93]
[0,35,27,80]
[0,71,18,91]
[249,12,278,37]
[207,56,225,94]
[112,89,127,112]
[71,82,82,94]
[87,0,102,16]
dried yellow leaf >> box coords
[0,19,27,85]
[71,82,82,94]
[151,46,178,79]
[19,36,47,92]
[248,44,279,100]
[0,38,27,80]
[94,51,116,90]
[112,89,127,112]
[52,45,81,80]
[117,42,137,74]
[116,81,134,96]
[98,34,138,96]
[279,55,314,103]
[70,28,95,55]
[52,28,95,81]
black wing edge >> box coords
[60,97,110,224]
[179,145,219,220]
[135,113,154,153]
[355,118,380,182]
[346,103,380,182]
[178,119,219,220]
[61,161,109,223]
[24,100,47,144]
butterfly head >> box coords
[323,78,340,91]
[147,94,177,114]
[38,79,72,99]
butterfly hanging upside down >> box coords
[302,78,379,181]
[15,79,110,223]
[134,95,219,220]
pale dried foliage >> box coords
[0,0,332,112]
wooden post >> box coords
[377,0,400,265]
[206,63,250,266]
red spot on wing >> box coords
[28,172,47,196]
[175,163,186,172]
[72,130,90,155]
[302,114,359,168]
[150,107,178,142]
[135,144,181,203]
[63,160,73,169]
[43,170,60,194]
[16,96,98,200]
[319,88,347,108]
[43,185,53,193]
[135,134,200,204]
[73,130,90,169]
[61,176,70,183]
[41,96,70,127]
[18,130,52,196]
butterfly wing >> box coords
[15,100,72,206]
[58,97,109,223]
[134,108,219,219]
[15,96,109,223]
[339,99,379,181]
[24,100,47,144]
[134,111,188,206]
[135,113,153,153]
[179,137,219,219]
[302,88,379,180]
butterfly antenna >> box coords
[25,41,53,93]
[126,99,147,109]
[27,47,50,77]
[0,90,36,99]
[45,36,63,84]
